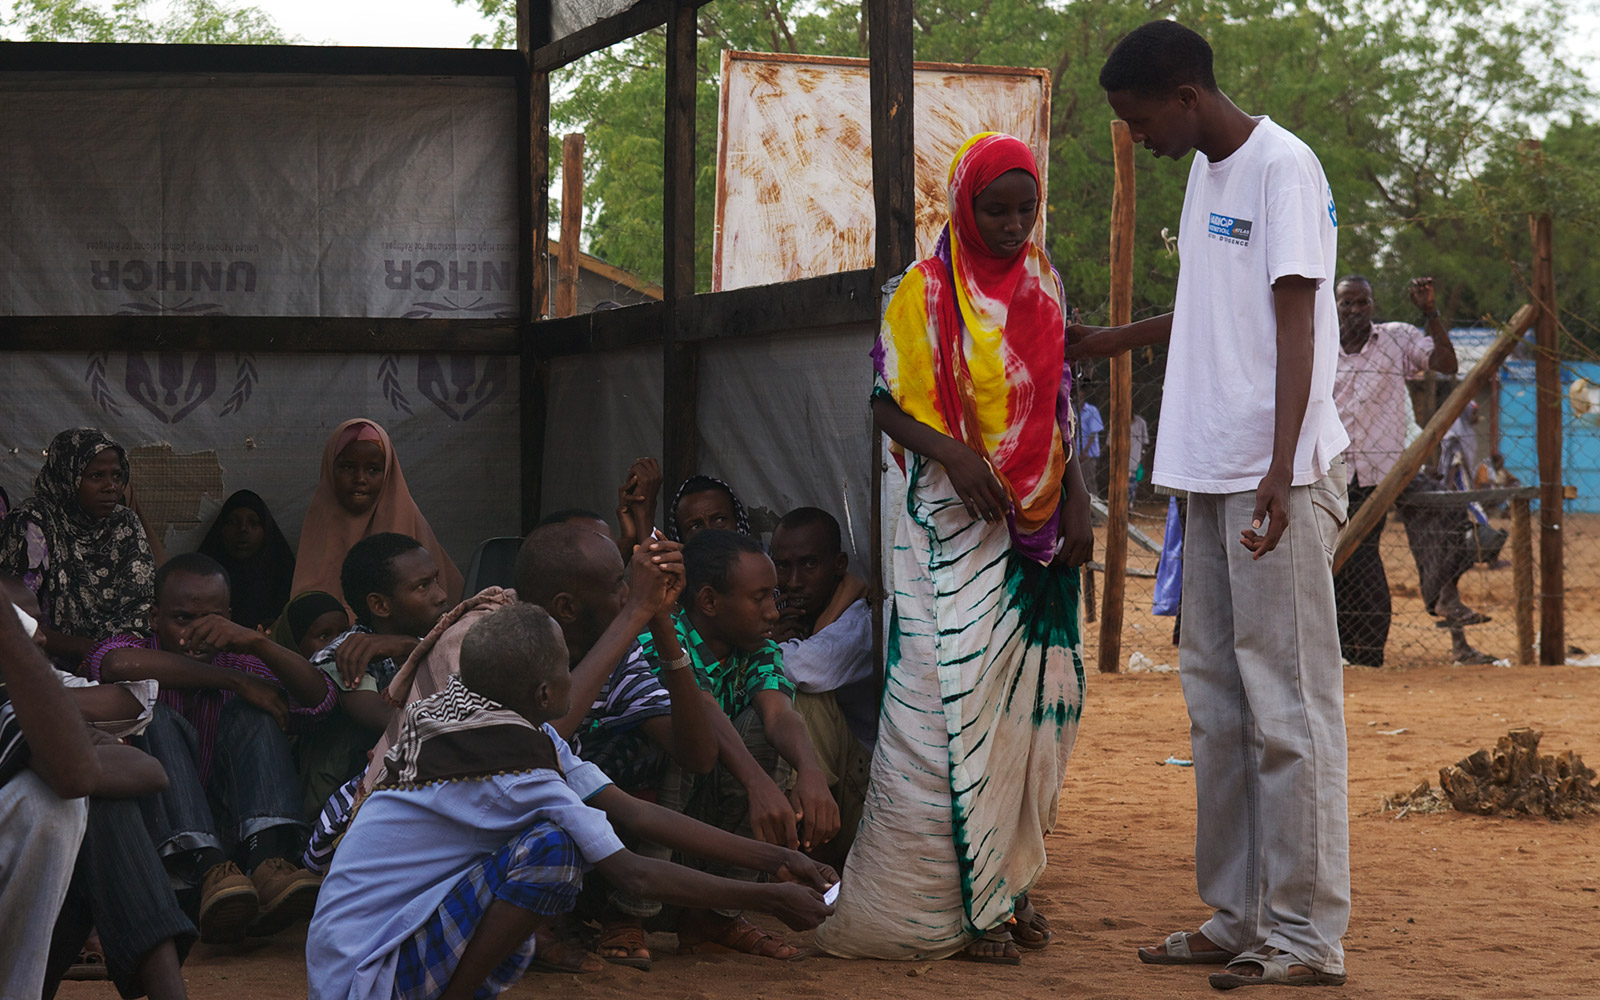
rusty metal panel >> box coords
[713,51,1050,292]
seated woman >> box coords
[664,475,751,543]
[291,419,463,607]
[0,428,157,667]
[270,591,351,660]
[197,490,296,631]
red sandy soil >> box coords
[60,660,1600,1000]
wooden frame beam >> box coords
[0,40,519,76]
[518,0,553,531]
[0,315,518,353]
[661,0,699,496]
[867,0,915,685]
[532,0,717,73]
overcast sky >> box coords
[244,0,498,47]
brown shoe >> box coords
[198,862,259,944]
[246,857,322,936]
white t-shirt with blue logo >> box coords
[1154,116,1349,494]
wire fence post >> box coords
[1098,119,1135,673]
[1530,210,1564,664]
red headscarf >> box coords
[873,133,1072,563]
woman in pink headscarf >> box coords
[292,419,464,608]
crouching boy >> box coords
[307,602,833,1000]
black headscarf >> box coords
[0,428,155,639]
[665,475,752,542]
[198,489,296,630]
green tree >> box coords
[3,0,290,43]
[502,0,1598,339]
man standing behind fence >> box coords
[1075,20,1353,989]
[1332,275,1493,667]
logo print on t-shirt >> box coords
[1207,213,1253,246]
[1327,184,1338,227]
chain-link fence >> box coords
[1074,323,1600,672]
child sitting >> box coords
[297,533,449,814]
[307,602,833,1000]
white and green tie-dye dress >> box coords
[814,455,1086,960]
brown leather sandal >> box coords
[678,915,801,960]
[528,926,604,974]
[597,919,653,971]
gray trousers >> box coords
[1178,455,1351,975]
[0,769,88,999]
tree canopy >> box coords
[3,0,290,43]
[532,0,1598,348]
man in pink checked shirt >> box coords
[88,552,337,946]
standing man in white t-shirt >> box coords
[1072,20,1352,990]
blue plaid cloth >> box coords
[393,822,584,1000]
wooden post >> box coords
[1530,212,1563,664]
[868,0,915,290]
[1098,120,1135,674]
[662,0,699,495]
[555,133,585,318]
[1510,496,1535,666]
[517,0,551,531]
[867,0,914,681]
[1333,303,1536,573]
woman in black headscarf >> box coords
[197,489,296,631]
[0,427,157,664]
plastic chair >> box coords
[463,536,523,596]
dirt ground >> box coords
[59,659,1600,1000]
[1103,504,1600,673]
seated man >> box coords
[91,553,336,943]
[44,727,196,1000]
[0,580,98,999]
[636,529,839,958]
[298,532,450,815]
[0,576,195,1000]
[517,518,718,969]
[769,508,873,858]
[306,603,833,1000]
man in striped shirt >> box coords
[90,553,337,944]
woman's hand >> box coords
[938,441,1009,523]
[1052,487,1094,568]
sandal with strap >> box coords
[1009,896,1052,950]
[1137,930,1239,966]
[597,919,653,971]
[678,915,801,960]
[64,938,109,982]
[528,925,604,974]
[1209,948,1347,989]
[964,927,1022,966]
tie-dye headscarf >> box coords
[871,132,1073,563]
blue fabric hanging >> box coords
[1153,495,1183,616]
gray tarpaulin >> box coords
[539,327,879,568]
[1,72,524,571]
[0,352,521,574]
[1,73,518,319]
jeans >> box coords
[43,798,196,999]
[1178,456,1351,974]
[133,701,308,880]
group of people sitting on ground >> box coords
[1,417,880,999]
